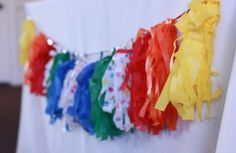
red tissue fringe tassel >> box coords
[122,19,179,134]
[121,29,153,131]
[142,20,179,134]
[25,33,55,95]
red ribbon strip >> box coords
[25,33,55,95]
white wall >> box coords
[0,0,39,85]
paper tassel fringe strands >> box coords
[20,0,221,140]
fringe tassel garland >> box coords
[20,0,222,140]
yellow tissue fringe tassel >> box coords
[19,19,36,65]
[155,0,222,121]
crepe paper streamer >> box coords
[45,51,71,90]
[100,49,133,132]
[43,54,55,89]
[121,29,153,132]
[25,33,55,95]
[89,52,123,140]
[46,59,76,124]
[59,58,87,131]
[155,0,222,120]
[19,19,36,65]
[67,62,96,134]
[140,19,179,134]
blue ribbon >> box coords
[67,62,96,134]
[46,59,76,124]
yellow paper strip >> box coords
[19,19,36,65]
[155,0,222,120]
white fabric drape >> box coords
[17,0,236,153]
[216,51,236,153]
[0,0,24,85]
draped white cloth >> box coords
[215,51,236,153]
[17,0,236,153]
[0,0,24,85]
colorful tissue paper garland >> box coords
[155,0,222,120]
[20,0,221,140]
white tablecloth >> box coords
[17,0,236,153]
[215,51,236,153]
